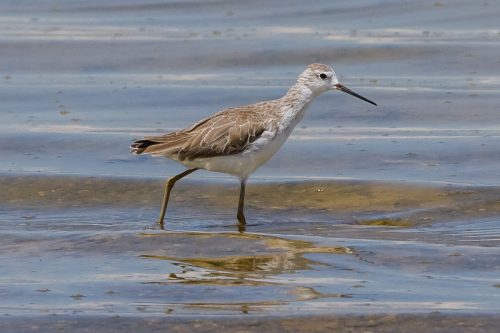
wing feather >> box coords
[131,102,277,160]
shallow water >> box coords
[1,176,500,321]
[1,0,500,331]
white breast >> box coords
[181,91,313,180]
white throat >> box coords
[278,82,323,133]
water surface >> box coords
[1,0,500,331]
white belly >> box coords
[181,129,289,180]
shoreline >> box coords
[1,313,499,333]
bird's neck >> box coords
[281,82,323,115]
[282,82,318,106]
[277,83,320,132]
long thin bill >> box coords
[335,83,377,106]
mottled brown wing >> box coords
[133,105,273,161]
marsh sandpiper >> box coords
[131,63,377,228]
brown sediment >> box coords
[0,174,466,211]
[2,175,500,225]
[356,218,414,227]
[0,314,499,333]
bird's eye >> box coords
[319,73,327,79]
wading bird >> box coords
[131,63,376,228]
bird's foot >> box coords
[237,223,246,233]
[237,213,246,225]
[156,219,165,230]
[237,213,247,232]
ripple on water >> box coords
[1,176,500,317]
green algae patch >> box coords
[0,175,452,212]
[357,218,415,227]
[244,181,452,212]
[3,175,500,226]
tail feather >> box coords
[131,134,187,157]
[130,139,159,154]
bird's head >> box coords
[298,63,377,106]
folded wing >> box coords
[131,106,273,161]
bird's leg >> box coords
[157,168,198,228]
[237,180,247,226]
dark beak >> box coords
[335,83,377,106]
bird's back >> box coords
[131,100,282,162]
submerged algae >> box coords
[3,175,500,228]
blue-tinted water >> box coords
[1,1,500,330]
